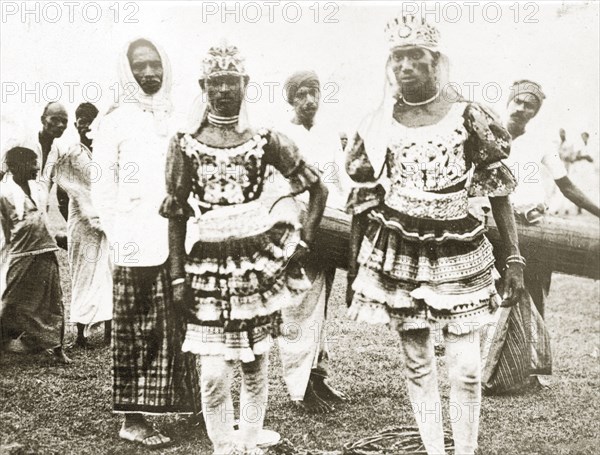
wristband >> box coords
[171,277,185,286]
[506,254,526,267]
[298,239,311,252]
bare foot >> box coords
[312,376,347,403]
[53,347,73,364]
[64,336,88,351]
[120,421,172,449]
[528,375,551,390]
[185,413,206,429]
[293,381,334,413]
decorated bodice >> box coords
[344,101,516,216]
[181,131,269,212]
[386,102,470,192]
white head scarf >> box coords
[111,37,173,136]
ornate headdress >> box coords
[354,14,448,176]
[201,43,246,79]
[187,42,250,133]
[384,14,441,52]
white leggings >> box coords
[400,329,481,455]
[200,354,269,454]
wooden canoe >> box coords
[312,207,600,280]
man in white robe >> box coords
[54,102,112,348]
[91,37,200,449]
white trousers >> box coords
[400,329,482,455]
[200,354,269,454]
[278,270,329,400]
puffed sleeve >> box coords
[463,103,517,197]
[344,132,386,215]
[262,129,320,194]
[159,133,194,219]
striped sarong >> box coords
[481,292,551,394]
[112,264,200,414]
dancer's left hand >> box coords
[173,280,195,321]
[55,233,68,250]
[501,264,527,307]
[288,241,311,268]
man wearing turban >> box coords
[477,80,599,394]
[502,80,599,317]
[276,70,348,413]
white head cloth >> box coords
[110,37,173,136]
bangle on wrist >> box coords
[171,277,185,286]
[298,239,311,252]
[506,254,526,268]
[300,228,313,247]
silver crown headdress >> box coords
[201,43,246,79]
[385,14,441,51]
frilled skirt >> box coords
[182,221,310,362]
[348,206,500,335]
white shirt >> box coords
[91,104,172,267]
[503,129,567,212]
[557,139,575,169]
[276,119,349,210]
[0,132,64,198]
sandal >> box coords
[119,427,173,450]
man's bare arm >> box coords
[555,176,600,217]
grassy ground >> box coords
[1,206,598,454]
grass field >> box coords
[1,206,599,454]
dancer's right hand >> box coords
[173,280,195,321]
[345,285,355,308]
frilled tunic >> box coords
[160,128,319,362]
[345,102,516,334]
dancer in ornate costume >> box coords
[345,15,526,455]
[160,44,327,454]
